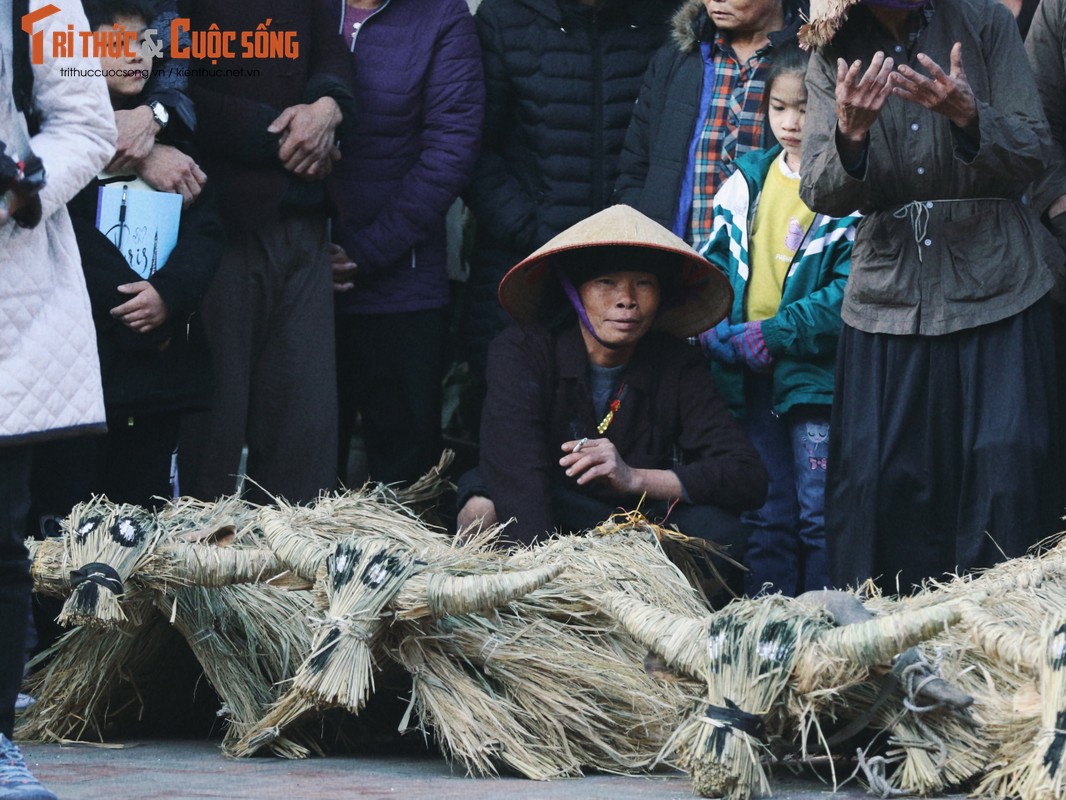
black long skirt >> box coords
[826,298,1059,594]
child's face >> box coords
[767,71,806,168]
[97,15,150,104]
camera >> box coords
[0,141,45,196]
[1,139,46,227]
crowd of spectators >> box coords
[3,0,1066,793]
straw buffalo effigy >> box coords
[18,458,457,757]
[18,461,1066,799]
[598,534,1066,800]
[230,499,712,779]
[18,463,712,774]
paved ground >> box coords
[18,739,967,800]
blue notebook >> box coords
[96,182,182,279]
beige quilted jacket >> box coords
[1,0,116,444]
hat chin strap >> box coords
[559,273,623,350]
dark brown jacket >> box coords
[801,0,1053,336]
[480,323,767,544]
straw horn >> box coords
[160,541,288,587]
[394,563,564,620]
[257,514,332,583]
[796,601,962,682]
[600,591,711,679]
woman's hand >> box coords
[890,43,977,129]
[835,51,895,143]
[560,437,637,494]
[111,281,168,333]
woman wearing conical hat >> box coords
[456,205,768,565]
[798,0,1058,592]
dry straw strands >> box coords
[793,601,963,694]
[676,602,805,800]
[152,583,315,757]
[797,0,856,49]
[57,500,165,628]
[409,525,712,779]
[999,616,1066,800]
[298,537,418,711]
[605,593,821,800]
[17,597,170,743]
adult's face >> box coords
[577,270,661,364]
[702,0,781,36]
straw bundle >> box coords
[414,608,698,777]
[17,597,170,743]
[374,450,455,510]
[298,537,418,710]
[605,593,816,799]
[797,0,856,49]
[153,583,316,757]
[30,494,277,597]
[395,628,552,778]
[27,536,68,598]
[393,562,564,621]
[257,490,452,583]
[792,601,963,694]
[56,500,165,628]
[958,580,1066,798]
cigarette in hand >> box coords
[573,437,588,453]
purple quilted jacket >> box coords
[330,0,485,315]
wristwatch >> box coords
[148,100,169,130]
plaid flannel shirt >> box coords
[688,37,773,252]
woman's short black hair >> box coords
[82,0,158,31]
[554,245,682,295]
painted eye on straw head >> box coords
[362,552,404,588]
[1050,622,1066,668]
[110,516,146,547]
[74,516,102,544]
[329,541,362,590]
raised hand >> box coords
[835,51,895,143]
[890,42,977,129]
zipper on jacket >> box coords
[341,0,391,51]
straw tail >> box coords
[600,591,711,679]
[395,563,564,620]
[796,602,962,685]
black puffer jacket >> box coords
[66,142,223,415]
[462,0,680,372]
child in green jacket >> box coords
[699,41,858,596]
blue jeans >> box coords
[741,375,829,596]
